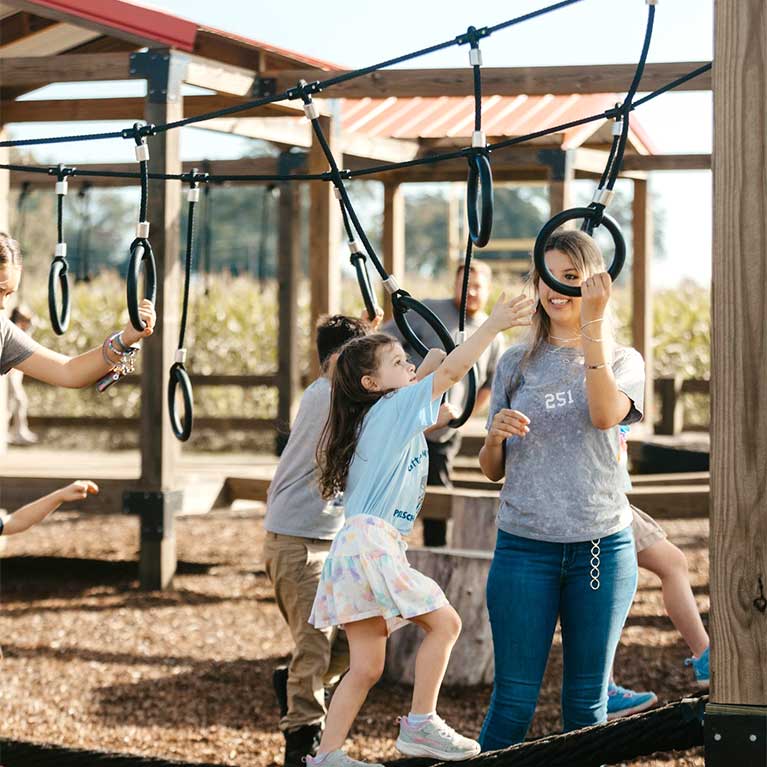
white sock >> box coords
[407,711,436,725]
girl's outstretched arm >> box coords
[432,293,534,400]
[2,480,99,535]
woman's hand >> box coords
[486,408,530,447]
[365,306,385,331]
[121,299,156,346]
[580,272,611,326]
[488,292,536,333]
[57,480,99,502]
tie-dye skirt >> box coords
[309,514,448,634]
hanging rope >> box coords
[533,1,656,297]
[168,172,205,442]
[125,123,157,331]
[47,164,75,335]
[75,182,93,283]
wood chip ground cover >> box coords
[0,509,707,766]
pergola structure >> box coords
[1,1,763,758]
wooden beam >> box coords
[0,22,100,57]
[382,182,404,320]
[547,151,574,215]
[0,122,8,457]
[710,0,767,709]
[308,114,339,378]
[632,177,654,432]
[259,61,712,99]
[0,52,131,84]
[622,153,712,172]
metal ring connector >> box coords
[175,348,188,364]
[454,330,466,344]
[383,276,400,294]
[347,240,362,254]
[472,130,487,149]
[187,187,200,203]
[334,187,343,200]
[591,189,615,207]
[612,120,623,136]
[135,142,150,162]
[137,221,150,238]
[55,180,68,196]
[303,102,319,120]
[469,48,483,67]
[55,242,67,258]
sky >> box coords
[7,0,714,287]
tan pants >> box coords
[263,532,350,732]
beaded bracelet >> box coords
[97,332,140,392]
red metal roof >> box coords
[340,93,655,153]
[17,0,342,70]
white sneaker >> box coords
[396,714,481,761]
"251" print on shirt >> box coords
[544,389,575,410]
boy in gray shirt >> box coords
[263,313,379,767]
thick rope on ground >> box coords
[384,695,707,767]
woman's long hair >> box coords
[0,233,22,269]
[510,228,614,397]
[316,333,396,499]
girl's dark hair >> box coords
[0,233,22,268]
[316,314,371,368]
[316,333,396,499]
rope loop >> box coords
[533,206,626,297]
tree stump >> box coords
[384,548,494,687]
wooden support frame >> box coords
[0,122,8,457]
[545,149,574,215]
[708,0,767,731]
[382,182,405,320]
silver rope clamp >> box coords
[347,240,362,254]
[135,142,150,162]
[612,119,623,137]
[175,349,187,364]
[137,221,150,238]
[592,188,615,207]
[303,101,319,121]
[454,330,466,344]
[472,130,487,148]
[334,187,343,200]
[187,187,200,203]
[383,276,400,294]
[55,242,67,258]
[469,48,483,67]
[55,179,68,196]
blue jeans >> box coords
[479,526,637,750]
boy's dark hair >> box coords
[316,314,370,367]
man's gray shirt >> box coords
[488,342,645,543]
[382,297,504,443]
[264,377,344,540]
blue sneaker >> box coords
[606,682,658,720]
[685,646,710,688]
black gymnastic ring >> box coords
[351,252,377,321]
[48,257,71,335]
[391,292,477,429]
[127,237,157,332]
[167,363,194,442]
[533,207,626,297]
[466,153,493,248]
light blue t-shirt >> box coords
[344,373,441,535]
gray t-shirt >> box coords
[488,342,645,543]
[0,314,39,375]
[382,297,504,443]
[264,376,344,540]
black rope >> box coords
[47,164,74,335]
[167,174,201,442]
[126,125,157,332]
[75,182,93,282]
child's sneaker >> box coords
[305,750,383,767]
[606,682,658,720]
[396,714,481,761]
[685,646,710,688]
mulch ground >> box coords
[0,507,708,767]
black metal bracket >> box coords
[129,49,186,103]
[705,703,767,766]
[123,490,182,540]
[537,148,572,182]
[277,149,308,176]
[253,77,277,98]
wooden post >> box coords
[308,115,339,378]
[546,150,574,215]
[124,50,184,591]
[276,179,301,453]
[707,1,767,761]
[0,124,9,457]
[632,177,655,432]
[655,375,684,436]
[382,182,404,320]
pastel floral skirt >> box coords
[309,514,448,634]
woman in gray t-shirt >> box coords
[0,233,155,387]
[477,229,643,750]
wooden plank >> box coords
[26,373,279,387]
[627,486,709,519]
[710,0,767,707]
[382,182,404,320]
[0,22,100,57]
[621,153,712,172]
[0,52,131,84]
[259,61,712,99]
[632,178,655,430]
[655,375,684,436]
[0,122,8,456]
[27,416,275,431]
[308,114,339,377]
[276,179,301,439]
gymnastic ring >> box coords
[167,362,194,442]
[533,207,626,298]
[48,257,71,335]
[391,291,477,429]
[350,252,378,322]
[127,237,157,332]
[466,153,493,248]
